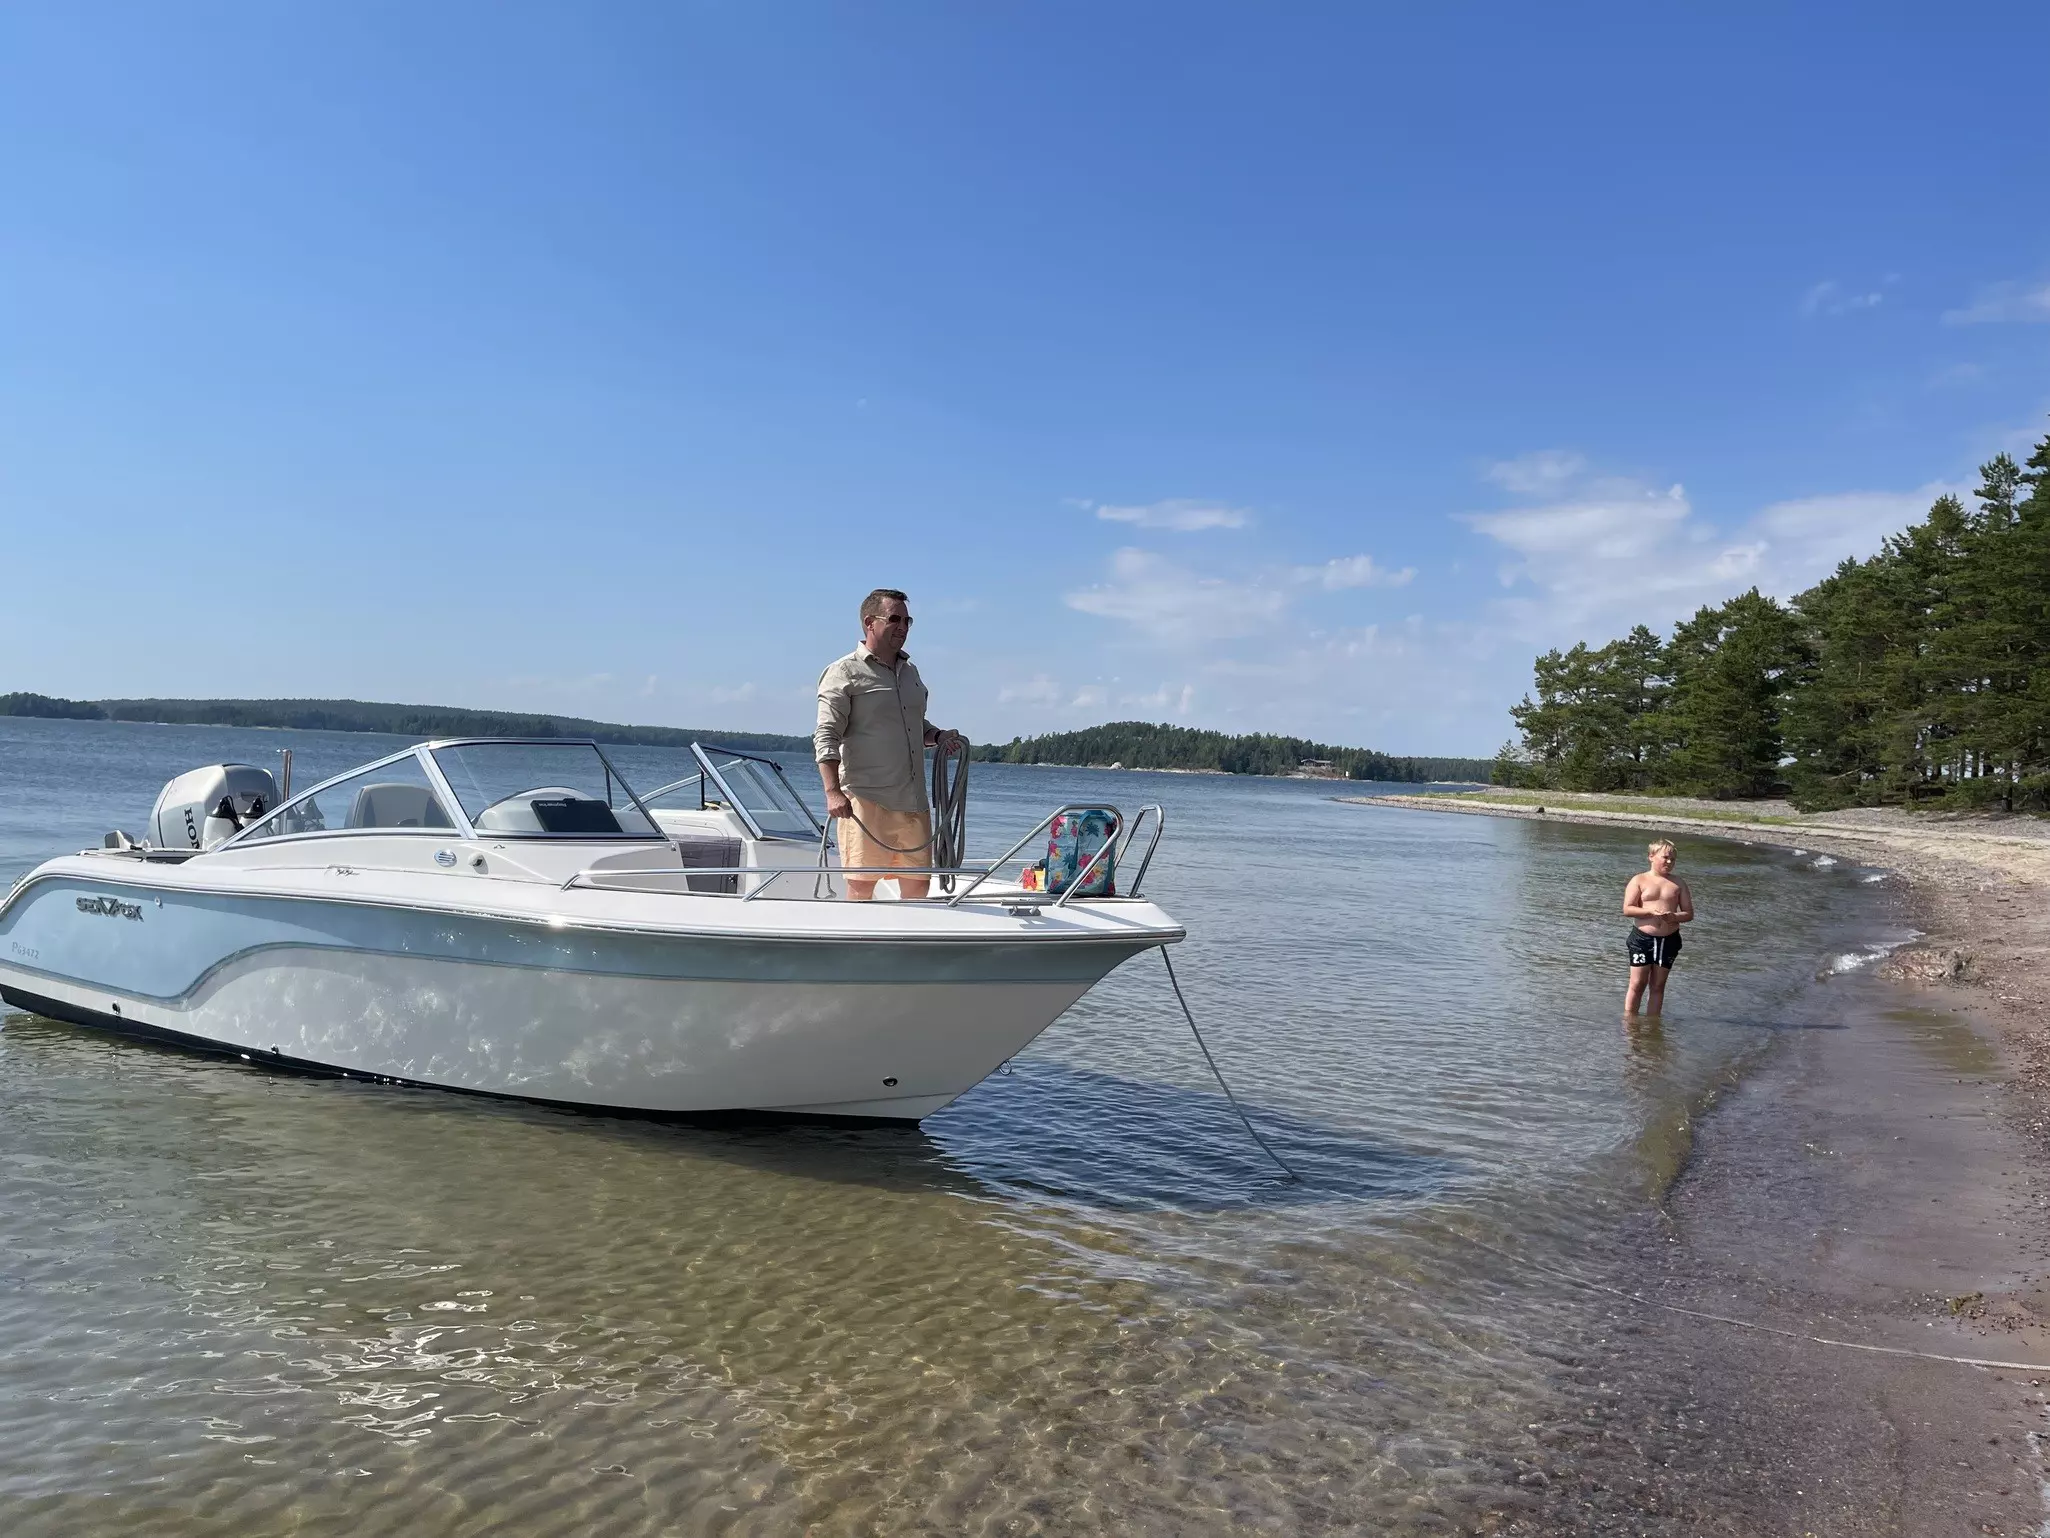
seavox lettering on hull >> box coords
[76,895,144,922]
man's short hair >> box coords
[1647,839,1676,860]
[860,588,909,625]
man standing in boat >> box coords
[815,589,962,901]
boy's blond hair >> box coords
[1647,839,1676,860]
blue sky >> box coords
[2,3,2046,755]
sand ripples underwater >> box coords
[0,720,1895,1533]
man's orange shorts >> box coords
[839,796,933,871]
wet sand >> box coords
[1349,791,2050,1535]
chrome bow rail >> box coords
[560,802,1167,907]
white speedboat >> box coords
[0,739,1179,1120]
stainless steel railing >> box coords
[560,802,1167,906]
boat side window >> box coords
[430,743,659,838]
[238,757,457,842]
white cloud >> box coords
[1065,548,1288,641]
[1944,278,2050,326]
[709,682,757,705]
[1119,681,1198,716]
[1138,617,1505,750]
[1464,457,1956,636]
[977,454,1971,756]
[1748,487,1948,576]
[1094,498,1252,532]
[1484,484,1690,557]
[997,674,1062,707]
[1298,554,1416,590]
[1800,279,1883,317]
[1485,450,1587,495]
[1065,539,1417,643]
[500,671,616,697]
[1174,469,1946,749]
[1466,481,1693,607]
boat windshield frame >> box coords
[426,739,666,842]
[220,739,669,849]
[639,744,824,843]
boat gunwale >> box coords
[0,862,1187,949]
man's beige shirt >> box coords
[815,646,933,814]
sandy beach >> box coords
[1345,789,2050,1535]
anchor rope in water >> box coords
[1162,949,1302,1184]
[820,768,1294,1183]
[1155,936,2044,1364]
[1458,1232,2050,1373]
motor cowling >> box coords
[149,764,279,851]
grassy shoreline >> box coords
[1393,787,1805,826]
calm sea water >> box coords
[0,717,1895,1534]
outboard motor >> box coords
[149,764,278,851]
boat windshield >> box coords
[237,753,458,842]
[644,747,823,841]
[430,742,660,838]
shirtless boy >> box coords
[1623,839,1694,1017]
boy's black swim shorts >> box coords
[1627,929,1682,968]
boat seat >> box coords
[348,783,455,830]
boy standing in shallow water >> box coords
[1623,839,1694,1017]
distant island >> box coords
[0,693,811,754]
[3,693,1489,783]
[972,721,1493,783]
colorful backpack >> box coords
[1046,809,1117,897]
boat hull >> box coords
[0,871,1159,1120]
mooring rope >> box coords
[1458,1231,2050,1373]
[1162,949,1302,1183]
[819,741,969,855]
[815,740,971,891]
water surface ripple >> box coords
[0,718,1888,1533]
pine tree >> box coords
[1506,627,1669,790]
[1661,590,1804,798]
[2004,430,2050,805]
[1510,416,2050,811]
[1784,556,1898,806]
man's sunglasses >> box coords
[876,614,913,627]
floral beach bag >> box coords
[1045,809,1117,897]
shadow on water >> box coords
[926,1059,1459,1212]
[0,1006,969,1193]
[4,1008,1454,1214]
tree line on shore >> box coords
[1497,421,2050,811]
[974,721,1494,782]
[1,694,1491,782]
[0,694,810,753]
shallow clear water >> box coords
[0,717,1894,1534]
